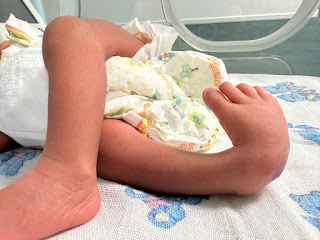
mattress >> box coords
[1,74,320,239]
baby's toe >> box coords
[203,87,232,118]
[254,86,271,98]
[219,82,248,103]
[236,83,259,98]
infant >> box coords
[0,16,289,240]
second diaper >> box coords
[104,51,228,152]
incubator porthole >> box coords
[161,0,320,52]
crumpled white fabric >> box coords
[0,17,228,151]
[5,13,43,46]
[123,18,178,63]
[104,19,228,151]
[104,50,228,151]
[0,44,48,147]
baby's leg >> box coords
[97,83,289,195]
[0,17,144,240]
[0,18,102,239]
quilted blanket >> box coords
[1,74,319,239]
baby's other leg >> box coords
[202,83,290,193]
[97,119,227,194]
[97,83,289,195]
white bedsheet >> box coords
[1,74,320,239]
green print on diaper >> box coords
[173,97,182,105]
[111,107,125,116]
[180,63,199,78]
[191,112,206,125]
[152,89,161,100]
[130,59,145,70]
[172,77,180,86]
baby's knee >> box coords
[43,16,91,48]
[45,16,86,33]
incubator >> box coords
[15,0,320,76]
[1,2,320,239]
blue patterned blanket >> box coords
[1,74,319,239]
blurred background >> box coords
[0,0,319,76]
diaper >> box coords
[0,16,228,151]
[104,51,227,151]
[5,13,43,46]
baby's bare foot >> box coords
[203,82,290,194]
[0,157,101,240]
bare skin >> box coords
[97,82,289,195]
[0,16,290,239]
[0,40,10,59]
[0,16,144,240]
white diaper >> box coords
[104,51,227,151]
[0,17,228,151]
[0,44,48,147]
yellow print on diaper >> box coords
[137,118,153,135]
[129,59,147,71]
[200,129,219,150]
[5,24,33,43]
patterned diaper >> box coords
[104,51,228,152]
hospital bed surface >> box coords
[1,74,320,239]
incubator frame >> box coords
[21,0,320,54]
[161,0,320,52]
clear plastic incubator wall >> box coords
[7,0,320,76]
[0,1,320,240]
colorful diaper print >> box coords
[288,123,320,145]
[0,149,42,176]
[5,14,43,46]
[126,187,208,229]
[104,51,227,152]
[264,82,320,102]
[290,191,320,231]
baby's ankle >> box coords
[37,153,97,180]
[220,145,289,196]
